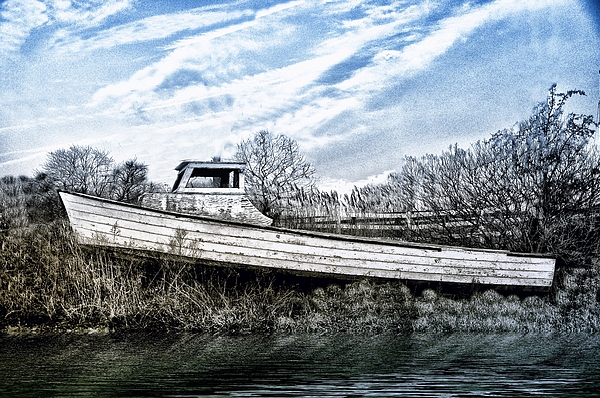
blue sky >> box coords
[1,0,599,192]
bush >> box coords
[282,86,600,265]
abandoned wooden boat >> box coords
[59,161,556,288]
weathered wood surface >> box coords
[140,192,272,226]
[59,192,556,287]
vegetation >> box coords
[235,130,316,221]
[41,145,152,203]
[2,85,600,335]
[2,221,599,335]
[280,86,600,266]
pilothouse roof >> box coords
[175,160,246,171]
[172,159,246,192]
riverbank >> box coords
[1,221,600,335]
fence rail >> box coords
[280,209,498,230]
[278,207,600,247]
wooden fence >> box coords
[278,210,490,237]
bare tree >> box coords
[42,145,114,197]
[482,85,600,258]
[335,86,600,262]
[110,158,149,203]
[235,130,315,220]
[409,86,598,261]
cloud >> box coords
[318,169,396,195]
[336,0,568,93]
[64,0,576,175]
[50,6,254,53]
[47,0,305,55]
[0,0,135,56]
[87,2,302,108]
[89,0,430,120]
[0,0,48,54]
[74,1,438,180]
[50,0,132,27]
[165,0,305,49]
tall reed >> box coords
[2,220,599,334]
[2,219,600,334]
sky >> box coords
[1,0,599,193]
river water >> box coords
[1,332,599,397]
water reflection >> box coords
[1,332,599,397]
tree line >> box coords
[1,85,599,264]
[0,130,315,229]
[1,147,157,229]
[278,85,600,264]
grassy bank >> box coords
[2,221,600,335]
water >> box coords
[1,332,599,397]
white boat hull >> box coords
[59,192,556,287]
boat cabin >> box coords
[139,159,272,225]
[172,161,245,194]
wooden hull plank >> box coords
[67,210,552,273]
[63,196,553,266]
[59,192,556,287]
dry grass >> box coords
[2,222,600,335]
[2,177,600,335]
[411,289,559,333]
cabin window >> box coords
[172,162,245,192]
[177,168,240,190]
[187,176,222,188]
